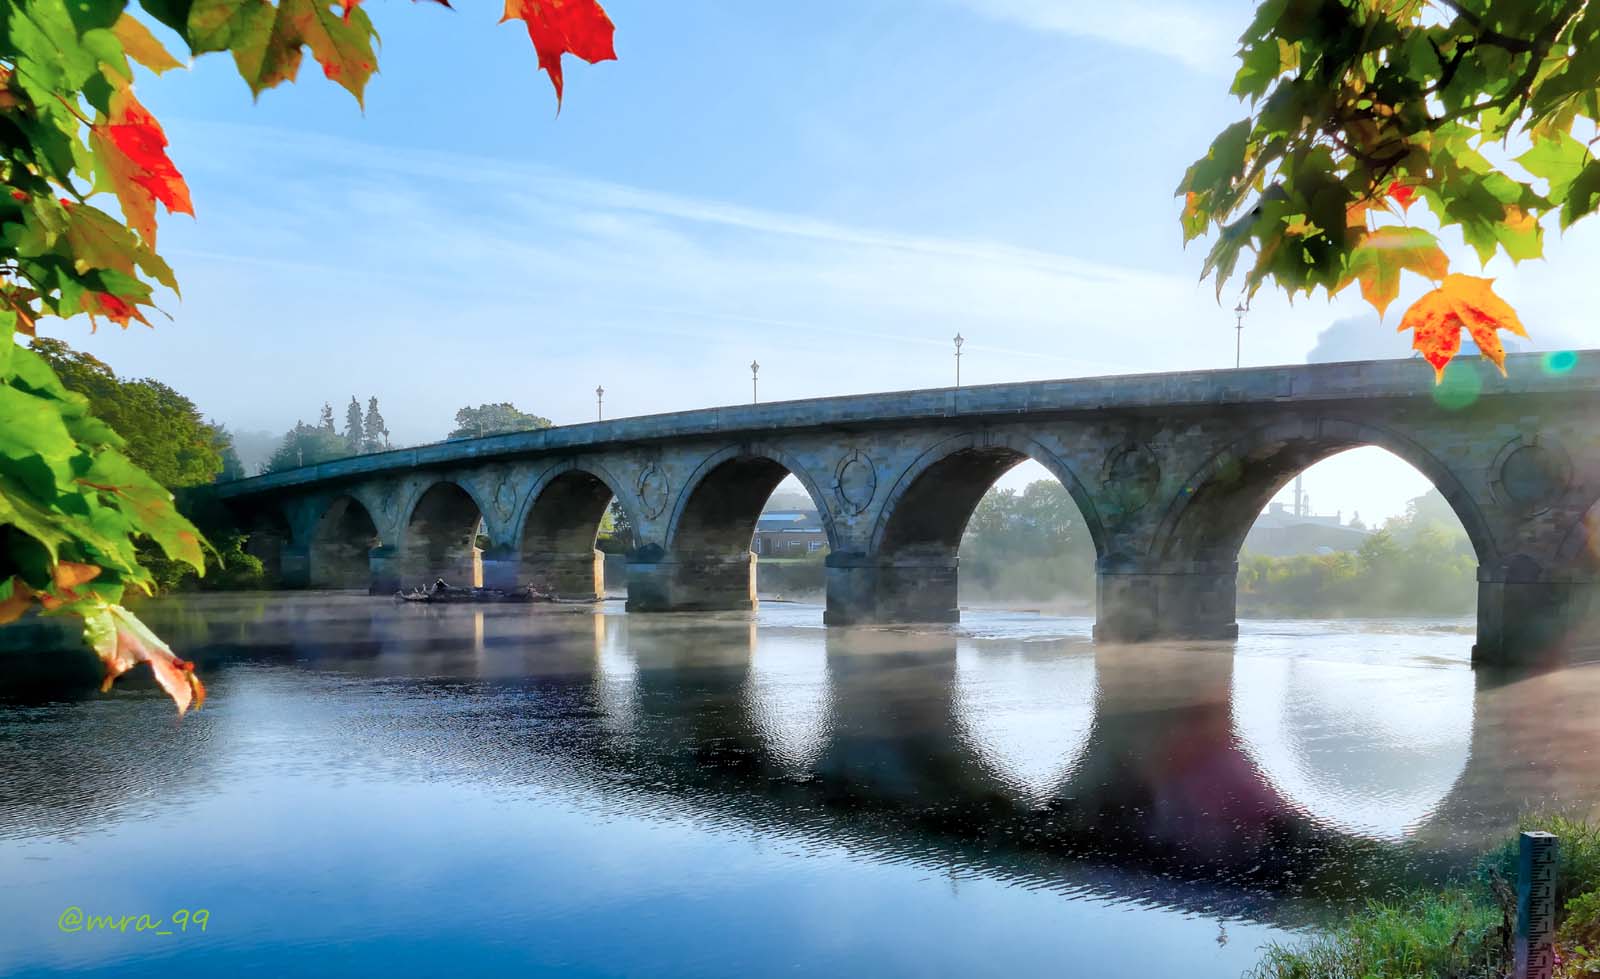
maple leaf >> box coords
[1338,226,1449,317]
[112,14,183,74]
[1398,274,1529,381]
[84,602,205,714]
[0,577,31,625]
[81,291,152,329]
[1387,181,1416,212]
[90,88,193,245]
[501,0,617,106]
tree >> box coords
[1181,1,1600,379]
[599,498,634,551]
[362,397,389,454]
[0,0,617,711]
[29,338,223,489]
[447,403,554,440]
[317,402,336,432]
[343,397,364,453]
[263,422,355,474]
[213,426,246,483]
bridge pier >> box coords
[823,553,959,625]
[1475,578,1600,666]
[625,549,756,612]
[369,545,402,595]
[513,548,605,600]
[279,544,312,590]
[1093,564,1238,642]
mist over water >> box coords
[1,595,1596,978]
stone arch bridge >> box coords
[216,353,1600,665]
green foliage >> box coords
[596,498,633,552]
[0,312,204,609]
[28,337,224,488]
[1181,1,1600,308]
[1480,815,1600,912]
[1239,489,1477,616]
[447,402,553,440]
[1247,890,1503,979]
[343,396,363,453]
[263,420,355,473]
[1253,818,1600,979]
[959,480,1096,602]
[360,396,388,454]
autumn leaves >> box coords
[1340,183,1524,381]
[1179,2,1600,382]
[0,0,616,713]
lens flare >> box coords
[1432,359,1481,410]
[1543,350,1579,375]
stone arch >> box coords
[869,432,1106,559]
[514,459,641,553]
[512,460,636,598]
[400,479,487,588]
[309,494,380,588]
[833,433,1102,624]
[1152,416,1499,570]
[664,443,841,556]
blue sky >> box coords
[65,0,1600,522]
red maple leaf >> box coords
[91,89,193,244]
[501,0,617,106]
[81,291,151,329]
[1387,181,1416,212]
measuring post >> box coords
[1516,830,1559,979]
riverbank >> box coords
[1248,815,1600,979]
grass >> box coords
[1246,816,1600,979]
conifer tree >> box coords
[362,397,389,454]
[344,397,364,452]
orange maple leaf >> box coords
[1398,274,1529,381]
[85,603,205,714]
[90,88,193,245]
[501,0,617,106]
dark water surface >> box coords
[2,594,1598,978]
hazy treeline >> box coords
[955,480,1476,619]
[958,480,1097,609]
[1238,490,1476,617]
[258,401,553,475]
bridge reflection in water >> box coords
[17,594,1584,928]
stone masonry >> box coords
[215,352,1600,666]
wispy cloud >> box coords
[943,0,1240,73]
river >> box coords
[1,594,1596,978]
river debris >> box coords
[395,578,557,604]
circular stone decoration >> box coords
[834,450,877,515]
[637,463,670,520]
[1494,436,1570,513]
[1102,442,1161,514]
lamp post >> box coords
[596,385,605,421]
[953,332,965,388]
[751,360,760,404]
[1233,300,1248,369]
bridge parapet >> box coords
[218,353,1600,664]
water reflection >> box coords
[953,638,1096,802]
[744,630,831,773]
[1233,654,1473,839]
[3,596,1600,958]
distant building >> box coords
[1245,500,1371,557]
[754,509,827,557]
